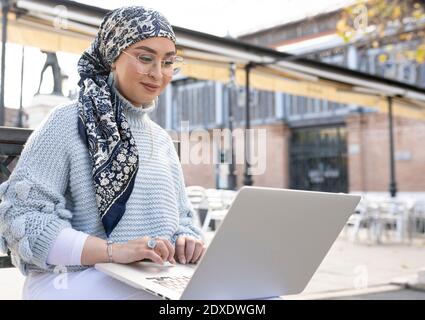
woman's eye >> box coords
[163,60,174,67]
[138,55,153,63]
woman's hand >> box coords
[112,236,176,265]
[175,236,206,264]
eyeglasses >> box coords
[122,50,184,77]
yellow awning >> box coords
[1,13,92,54]
[180,56,425,120]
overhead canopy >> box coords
[2,0,425,120]
[6,12,93,54]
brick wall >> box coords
[347,113,425,192]
[178,113,425,192]
[179,122,291,189]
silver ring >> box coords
[147,238,157,250]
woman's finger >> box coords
[175,237,186,264]
[154,240,169,260]
[161,239,175,262]
[191,241,204,263]
[184,237,196,263]
[144,249,164,265]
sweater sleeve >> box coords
[0,105,75,273]
[167,137,203,244]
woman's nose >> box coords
[149,61,163,80]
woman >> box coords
[0,6,204,300]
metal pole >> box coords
[227,62,237,190]
[388,96,397,198]
[18,46,24,128]
[243,62,254,186]
[0,0,11,126]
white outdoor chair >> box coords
[185,185,208,229]
[221,189,237,209]
[409,200,425,239]
[345,198,370,241]
[201,189,231,233]
[346,198,390,243]
[371,200,410,244]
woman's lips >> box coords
[140,82,160,93]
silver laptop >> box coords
[95,186,361,300]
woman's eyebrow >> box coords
[133,45,176,56]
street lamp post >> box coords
[227,62,237,190]
[243,62,255,186]
[387,96,397,198]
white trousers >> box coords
[22,267,162,300]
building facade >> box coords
[148,6,425,196]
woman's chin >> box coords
[141,96,156,104]
[129,95,154,106]
[135,99,154,107]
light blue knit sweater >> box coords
[0,74,202,275]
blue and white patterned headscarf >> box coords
[77,6,176,237]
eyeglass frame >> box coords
[121,50,184,76]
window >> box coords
[172,81,216,130]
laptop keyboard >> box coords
[146,276,191,291]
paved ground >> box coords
[295,234,425,294]
[1,229,425,300]
[329,289,425,300]
[283,230,425,299]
